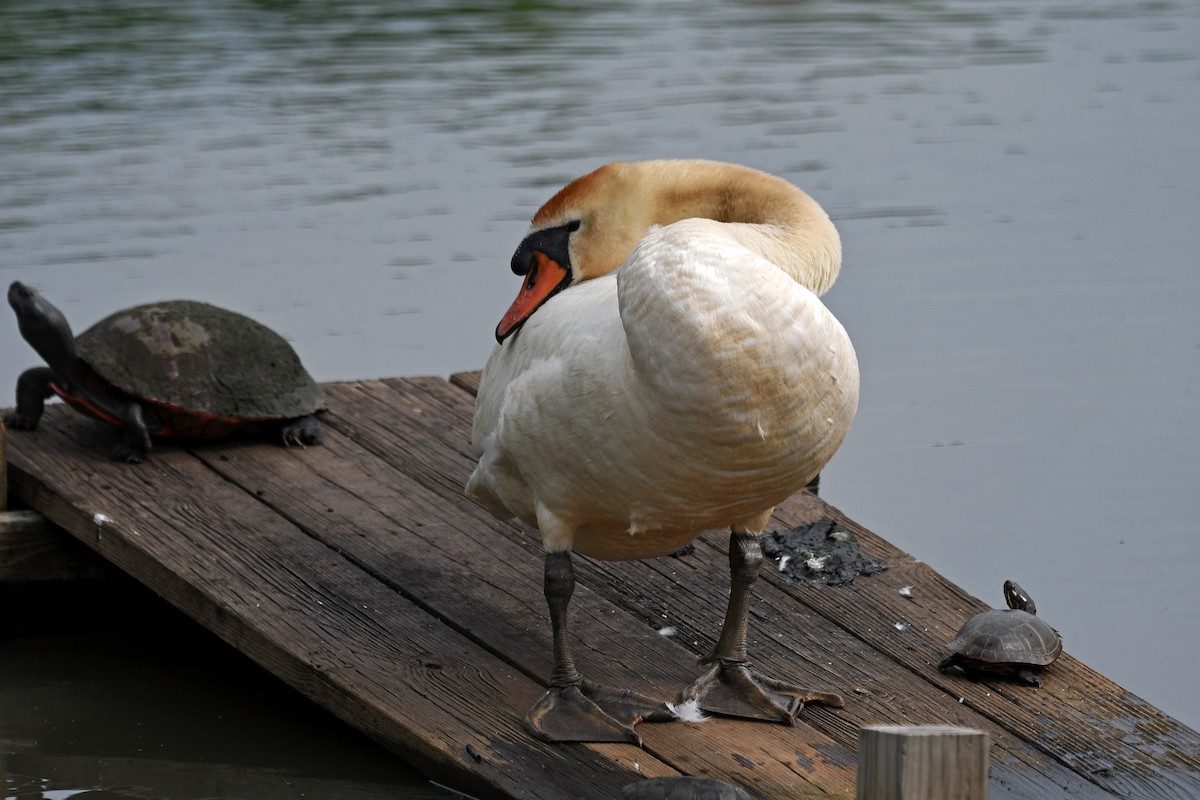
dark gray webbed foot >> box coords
[525,677,675,745]
[680,659,844,723]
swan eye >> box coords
[566,219,581,232]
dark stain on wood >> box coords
[761,516,887,586]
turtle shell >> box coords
[946,608,1062,667]
[74,300,322,435]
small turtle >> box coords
[6,281,324,463]
[938,579,1062,687]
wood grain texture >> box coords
[216,378,854,799]
[4,374,1198,800]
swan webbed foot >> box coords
[524,678,675,744]
[679,661,844,723]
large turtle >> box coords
[6,281,324,463]
[938,579,1062,687]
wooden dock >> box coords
[3,373,1198,799]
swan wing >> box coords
[468,218,857,560]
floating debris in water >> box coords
[761,517,887,586]
[899,585,915,599]
[657,626,677,637]
[894,622,907,631]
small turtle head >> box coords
[1003,579,1036,615]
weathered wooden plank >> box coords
[0,508,116,582]
[322,378,1108,798]
[449,370,1200,799]
[785,506,1200,800]
[449,370,481,395]
[624,502,1200,799]
[3,406,682,800]
[8,375,1200,800]
[195,381,856,798]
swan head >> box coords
[496,219,580,342]
[495,163,654,343]
[494,160,841,343]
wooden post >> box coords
[857,725,988,800]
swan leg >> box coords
[525,551,674,744]
[679,530,844,722]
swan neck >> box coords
[640,161,842,294]
[529,159,843,294]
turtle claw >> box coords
[281,415,325,447]
[680,661,844,723]
[4,411,40,430]
[524,679,674,745]
[112,443,148,464]
[1017,669,1044,688]
[112,415,152,463]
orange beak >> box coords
[495,250,570,342]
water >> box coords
[1,581,451,799]
[2,0,1197,792]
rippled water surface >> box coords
[3,0,1198,793]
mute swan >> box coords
[467,160,859,744]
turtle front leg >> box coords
[678,529,844,722]
[112,402,152,463]
[1016,667,1044,688]
[937,654,968,678]
[5,367,57,430]
[280,414,324,447]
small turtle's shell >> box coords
[75,301,322,435]
[946,608,1062,667]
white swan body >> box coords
[465,160,858,742]
[469,218,858,560]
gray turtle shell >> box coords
[947,608,1062,667]
[76,300,322,419]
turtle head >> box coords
[1003,579,1036,615]
[8,281,80,367]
